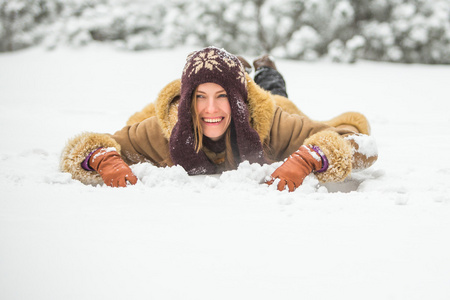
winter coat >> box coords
[60,74,376,186]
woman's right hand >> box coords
[89,148,138,187]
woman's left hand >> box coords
[266,145,323,192]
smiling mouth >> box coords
[202,117,224,124]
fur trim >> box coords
[323,112,371,135]
[273,94,305,117]
[245,73,276,141]
[125,79,181,138]
[155,79,181,139]
[126,103,156,126]
[60,132,121,185]
[304,130,352,182]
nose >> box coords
[204,97,218,113]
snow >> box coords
[345,134,378,157]
[1,44,450,300]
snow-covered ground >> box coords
[1,45,449,300]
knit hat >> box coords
[169,46,266,175]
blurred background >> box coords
[1,0,449,64]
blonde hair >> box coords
[191,88,237,169]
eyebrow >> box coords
[197,89,227,94]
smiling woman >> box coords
[60,46,378,192]
[192,83,232,143]
[191,82,234,169]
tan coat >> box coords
[60,74,376,185]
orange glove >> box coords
[88,148,138,187]
[266,145,326,192]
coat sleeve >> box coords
[60,117,171,185]
[111,116,172,167]
[265,107,377,183]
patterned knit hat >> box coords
[169,46,266,175]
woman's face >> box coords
[195,82,231,141]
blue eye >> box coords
[218,94,228,98]
[196,94,205,99]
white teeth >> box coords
[203,118,222,123]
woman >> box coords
[60,46,377,191]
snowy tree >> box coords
[1,0,450,64]
[360,0,450,63]
[0,0,64,51]
[1,0,38,51]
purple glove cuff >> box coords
[311,146,329,173]
[81,148,102,171]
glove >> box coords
[266,145,325,192]
[88,148,138,187]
